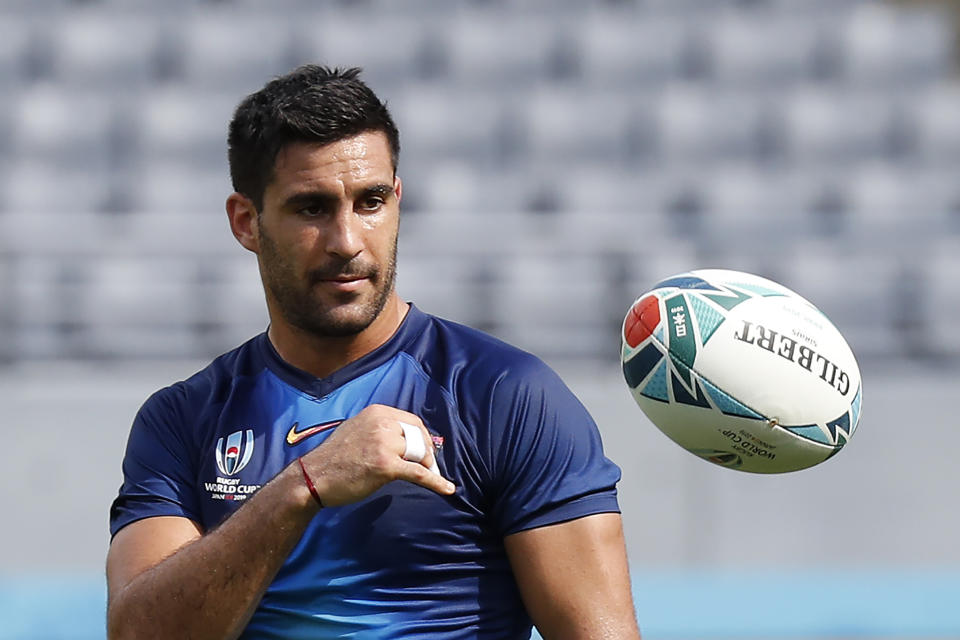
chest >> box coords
[192,369,492,548]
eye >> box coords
[359,196,385,212]
[294,201,329,217]
[297,205,324,217]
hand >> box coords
[299,404,456,507]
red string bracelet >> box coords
[298,457,324,508]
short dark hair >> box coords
[227,65,400,210]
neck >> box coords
[267,294,409,379]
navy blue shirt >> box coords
[110,305,622,638]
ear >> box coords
[394,175,402,204]
[226,192,260,253]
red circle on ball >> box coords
[624,295,661,348]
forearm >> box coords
[107,464,318,640]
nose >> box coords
[324,207,363,259]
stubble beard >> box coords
[259,227,398,338]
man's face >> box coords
[255,131,401,338]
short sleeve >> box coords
[483,357,622,536]
[109,386,202,537]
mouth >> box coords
[315,275,370,292]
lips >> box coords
[317,275,369,292]
[309,263,376,286]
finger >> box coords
[398,421,427,464]
[398,420,443,475]
[416,423,441,475]
[377,406,426,429]
[398,459,457,496]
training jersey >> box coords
[110,305,622,639]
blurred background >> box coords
[1,0,959,637]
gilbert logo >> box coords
[286,420,343,445]
[215,429,255,476]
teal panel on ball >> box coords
[786,424,833,445]
[688,294,725,346]
[653,324,665,346]
[827,411,852,444]
[670,370,711,408]
[703,286,752,311]
[851,384,862,432]
[640,360,669,402]
[623,341,663,389]
[730,282,787,298]
[699,375,764,419]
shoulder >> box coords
[137,334,266,428]
[410,312,559,395]
[405,311,576,424]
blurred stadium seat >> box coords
[440,11,570,87]
[492,251,618,360]
[776,85,903,166]
[514,87,646,167]
[118,209,234,253]
[171,9,295,90]
[202,254,270,353]
[840,3,954,87]
[0,0,956,367]
[73,255,204,358]
[293,13,442,91]
[655,84,771,166]
[844,163,960,234]
[387,84,513,169]
[922,237,960,356]
[9,85,117,171]
[696,164,820,246]
[43,10,167,89]
[133,87,237,170]
[704,9,825,88]
[396,251,493,328]
[551,165,676,220]
[573,11,688,88]
[1,163,114,214]
[906,84,960,162]
[125,163,233,215]
[402,162,534,214]
[0,14,35,90]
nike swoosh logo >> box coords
[285,419,343,445]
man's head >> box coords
[226,66,405,346]
[228,65,400,211]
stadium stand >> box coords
[0,0,957,366]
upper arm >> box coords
[479,356,622,536]
[504,513,641,640]
[106,516,203,603]
[108,389,204,603]
[110,387,203,538]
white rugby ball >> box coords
[620,269,862,473]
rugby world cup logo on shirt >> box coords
[207,429,262,502]
[215,429,255,476]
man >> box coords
[107,65,641,639]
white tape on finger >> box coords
[399,421,440,475]
[399,421,426,463]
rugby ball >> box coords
[620,269,862,473]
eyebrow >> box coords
[363,184,394,198]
